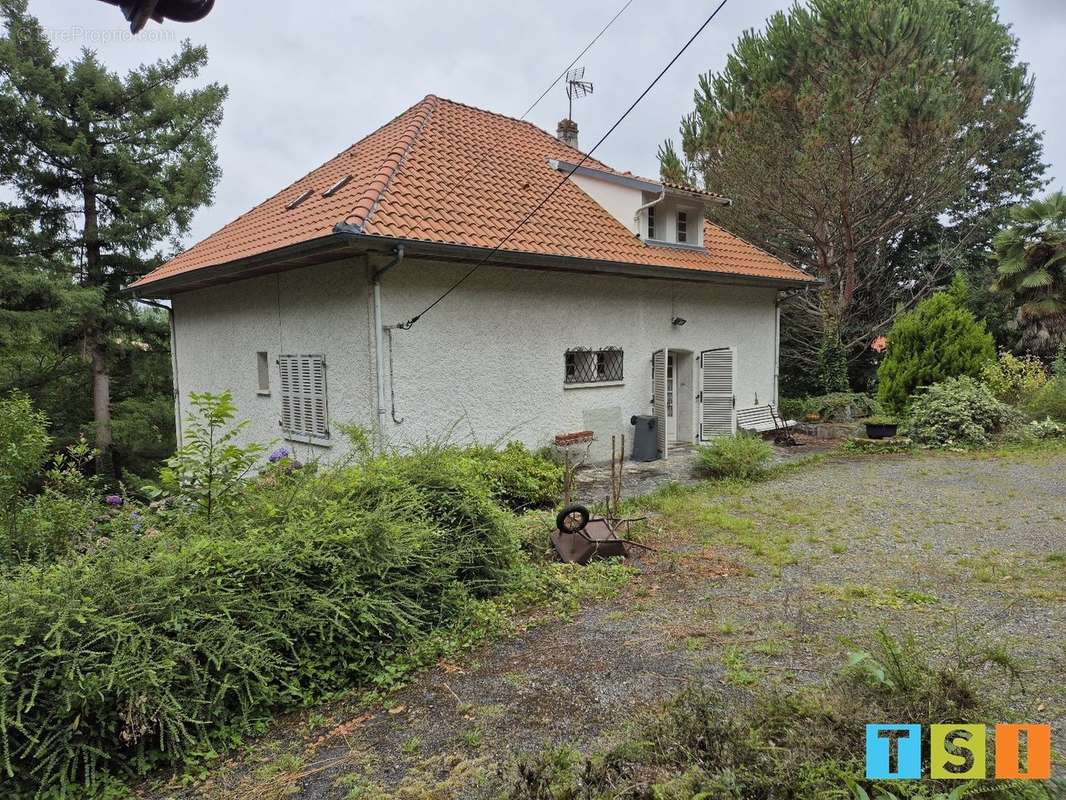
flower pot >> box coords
[865,422,898,440]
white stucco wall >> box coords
[171,257,375,463]
[170,255,779,463]
[381,259,777,460]
[570,173,642,232]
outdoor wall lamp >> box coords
[671,316,687,327]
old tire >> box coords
[556,504,590,533]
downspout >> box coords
[773,301,781,406]
[634,186,667,236]
[774,288,805,405]
[372,246,404,450]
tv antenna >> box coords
[565,67,594,120]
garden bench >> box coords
[736,404,796,437]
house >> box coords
[130,95,814,462]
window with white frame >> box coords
[278,353,329,440]
[677,211,688,243]
[564,347,623,384]
[647,206,656,239]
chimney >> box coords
[556,118,579,150]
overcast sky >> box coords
[24,0,1066,251]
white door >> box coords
[700,347,735,440]
[653,348,669,459]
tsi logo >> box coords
[865,723,1052,780]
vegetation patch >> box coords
[696,433,773,481]
[815,583,940,610]
[0,394,582,798]
[499,632,1057,799]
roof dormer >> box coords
[642,198,704,249]
[546,158,729,249]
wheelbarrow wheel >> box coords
[556,504,590,534]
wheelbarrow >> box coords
[551,504,647,564]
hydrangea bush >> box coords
[907,377,1013,447]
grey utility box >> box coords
[630,415,659,462]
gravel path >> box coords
[157,449,1066,799]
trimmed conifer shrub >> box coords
[876,293,996,413]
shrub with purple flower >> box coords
[268,447,290,463]
[104,494,124,507]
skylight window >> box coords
[322,175,352,197]
[285,188,314,210]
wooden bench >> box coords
[736,404,796,436]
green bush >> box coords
[0,392,51,508]
[877,292,996,413]
[469,441,563,511]
[364,444,522,593]
[6,439,104,566]
[1024,354,1066,422]
[981,351,1049,405]
[778,396,817,421]
[1028,417,1065,439]
[697,434,773,480]
[907,376,1013,447]
[1025,378,1066,423]
[0,403,525,796]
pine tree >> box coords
[661,0,1044,390]
[0,1,226,474]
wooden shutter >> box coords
[653,348,669,459]
[278,354,328,439]
[279,355,295,433]
[309,355,328,438]
[700,348,735,440]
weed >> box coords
[722,645,759,685]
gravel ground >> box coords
[153,448,1066,799]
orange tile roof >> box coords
[133,95,811,289]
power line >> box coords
[396,0,731,330]
[438,0,634,208]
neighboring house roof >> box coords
[132,95,812,291]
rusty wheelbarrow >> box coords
[550,503,649,564]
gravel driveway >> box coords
[158,448,1066,799]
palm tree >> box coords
[993,191,1066,359]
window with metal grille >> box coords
[564,347,623,384]
[277,354,329,440]
[677,211,688,243]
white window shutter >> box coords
[310,355,328,438]
[653,348,669,459]
[278,354,328,439]
[700,348,735,440]
[279,355,294,433]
